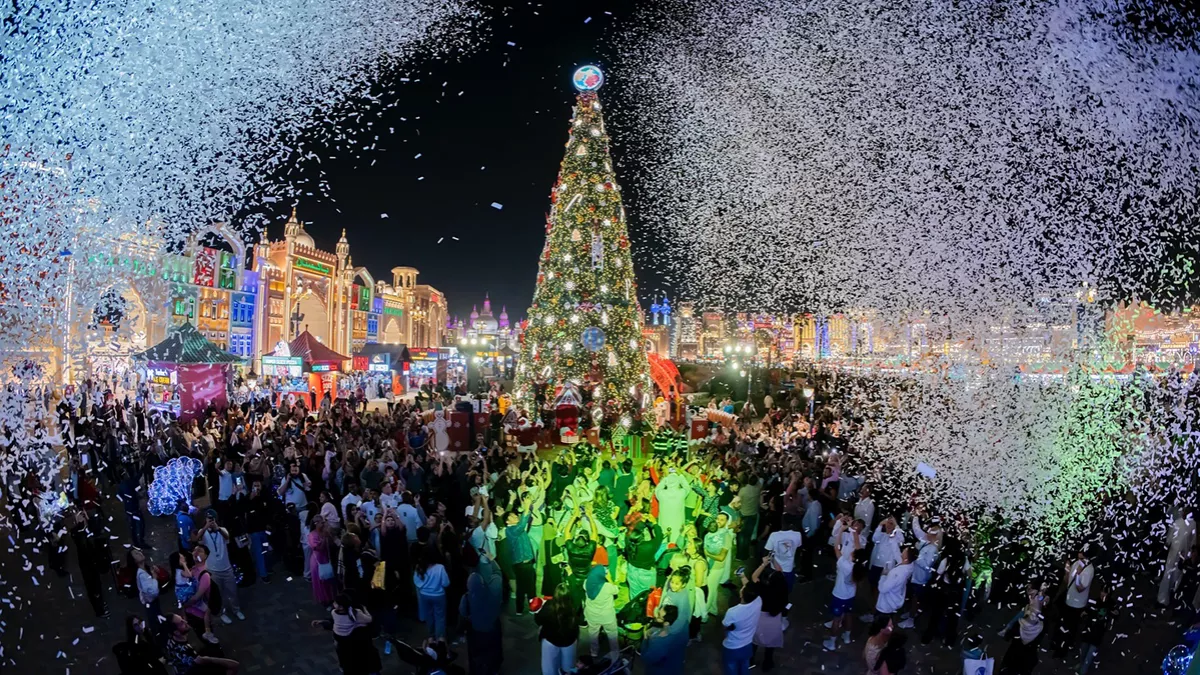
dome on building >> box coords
[285,207,315,249]
[499,305,509,329]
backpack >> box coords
[200,570,223,615]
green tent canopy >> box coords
[134,322,244,364]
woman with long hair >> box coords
[127,547,162,633]
[412,545,450,639]
[864,615,893,675]
[681,538,709,640]
[536,583,581,675]
[751,556,788,671]
[308,514,338,607]
[311,592,380,675]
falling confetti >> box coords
[614,0,1200,565]
[1,0,480,359]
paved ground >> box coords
[0,493,1188,675]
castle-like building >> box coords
[252,208,448,358]
[24,206,450,385]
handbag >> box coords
[318,561,335,581]
[371,561,387,590]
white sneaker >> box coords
[897,618,915,629]
[235,610,246,621]
[861,613,875,622]
[218,614,232,625]
[842,631,852,644]
[823,620,834,629]
[823,637,837,651]
[202,632,219,644]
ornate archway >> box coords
[293,290,331,344]
[382,316,403,344]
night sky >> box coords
[242,0,661,324]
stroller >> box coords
[389,639,464,675]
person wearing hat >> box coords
[192,508,245,623]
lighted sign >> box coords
[573,65,604,92]
[367,353,391,372]
[149,368,173,386]
[294,257,332,275]
[261,355,302,378]
[410,349,439,361]
[383,307,404,317]
[311,363,331,372]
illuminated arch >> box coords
[647,352,683,398]
[353,267,374,289]
[189,222,247,272]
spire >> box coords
[482,293,492,316]
[336,227,350,258]
[499,305,510,328]
[284,207,302,239]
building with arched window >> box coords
[252,208,448,362]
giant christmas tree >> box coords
[514,66,651,427]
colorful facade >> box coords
[251,209,448,362]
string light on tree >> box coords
[514,65,652,426]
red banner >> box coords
[179,363,229,421]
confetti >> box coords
[490,202,504,210]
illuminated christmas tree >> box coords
[514,66,651,428]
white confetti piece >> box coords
[490,202,504,210]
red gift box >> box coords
[449,411,470,451]
[537,429,556,450]
[586,428,601,446]
[690,418,710,441]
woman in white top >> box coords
[129,548,161,631]
[824,529,868,651]
[413,547,451,639]
[583,564,620,664]
[318,491,341,531]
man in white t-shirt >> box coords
[764,520,803,591]
[721,581,762,674]
[1054,549,1094,657]
[340,482,362,523]
[875,547,915,619]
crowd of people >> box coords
[10,375,1199,675]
